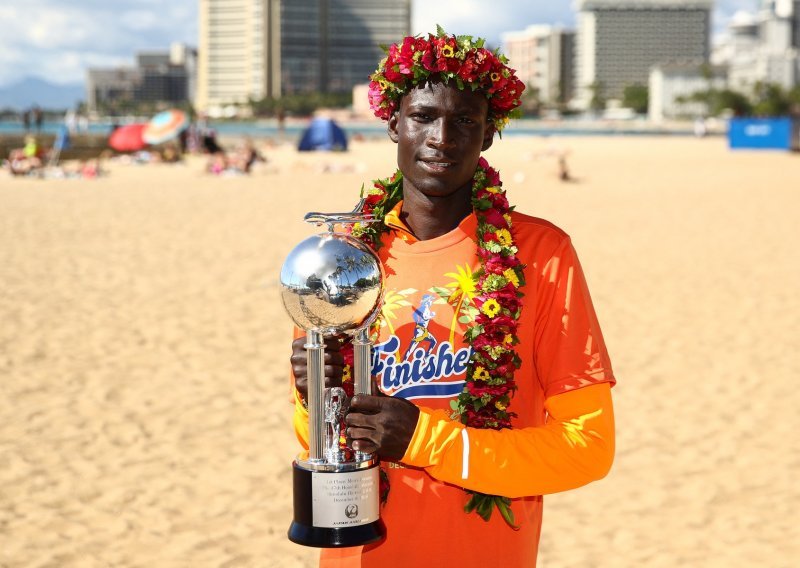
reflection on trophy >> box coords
[280,207,386,548]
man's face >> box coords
[388,81,494,200]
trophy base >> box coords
[288,519,385,548]
[288,460,386,548]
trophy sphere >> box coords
[280,233,383,334]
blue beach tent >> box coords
[297,118,348,152]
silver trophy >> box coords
[280,206,386,548]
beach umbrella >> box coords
[142,109,190,145]
[108,123,148,152]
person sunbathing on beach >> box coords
[6,143,43,177]
[229,139,265,174]
[289,28,616,567]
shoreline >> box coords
[0,115,726,140]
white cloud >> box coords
[121,10,163,32]
[0,0,197,87]
[0,0,763,88]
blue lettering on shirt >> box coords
[371,335,471,400]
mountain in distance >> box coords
[0,77,85,111]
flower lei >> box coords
[340,157,526,528]
[368,26,525,132]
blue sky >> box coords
[0,0,760,87]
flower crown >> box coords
[368,26,526,132]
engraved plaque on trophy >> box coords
[280,207,386,548]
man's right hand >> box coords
[290,335,345,401]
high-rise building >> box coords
[574,0,713,109]
[196,0,411,112]
[196,0,277,112]
[502,25,576,106]
[714,0,800,92]
[86,43,197,112]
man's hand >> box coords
[290,336,344,401]
[345,394,420,461]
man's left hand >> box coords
[345,394,420,461]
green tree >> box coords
[622,84,649,114]
[249,92,351,118]
[588,81,605,112]
[519,86,541,117]
[715,89,753,117]
[679,87,753,118]
[751,82,791,117]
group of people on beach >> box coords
[198,128,266,176]
[2,134,106,179]
[2,134,104,179]
[20,106,44,133]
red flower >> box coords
[364,193,383,208]
[483,208,508,229]
[394,37,418,75]
[484,166,501,186]
[481,252,519,274]
[489,192,509,210]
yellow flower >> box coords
[441,44,455,57]
[495,400,507,411]
[496,229,513,247]
[473,366,490,381]
[342,365,352,382]
[480,298,501,318]
[503,334,514,345]
[503,213,512,224]
[490,72,501,82]
[484,185,501,194]
[503,268,520,288]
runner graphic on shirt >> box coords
[403,294,438,359]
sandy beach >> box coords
[1,136,798,567]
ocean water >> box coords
[0,119,699,139]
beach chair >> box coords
[46,127,70,169]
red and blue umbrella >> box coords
[142,110,189,145]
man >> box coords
[290,29,616,567]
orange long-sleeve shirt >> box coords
[291,207,616,567]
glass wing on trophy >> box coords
[280,205,386,548]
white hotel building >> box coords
[196,0,410,113]
[574,0,713,109]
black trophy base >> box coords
[288,461,385,548]
[288,519,385,548]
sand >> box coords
[1,136,798,567]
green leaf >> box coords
[476,496,493,521]
[436,24,446,37]
[464,494,479,514]
[496,498,520,530]
[458,315,473,324]
[430,286,451,298]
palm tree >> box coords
[442,264,478,345]
[380,289,415,337]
